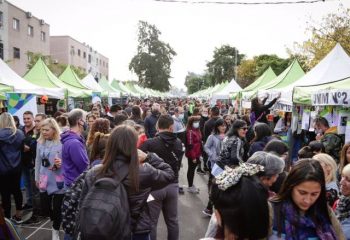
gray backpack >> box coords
[76,175,131,240]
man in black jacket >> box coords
[140,115,184,240]
[144,103,160,138]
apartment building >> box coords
[0,0,50,76]
[50,36,109,80]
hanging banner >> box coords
[301,109,311,130]
[312,90,350,106]
[345,120,350,144]
[309,111,317,132]
[7,93,38,125]
[338,110,350,134]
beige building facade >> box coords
[0,0,50,76]
[50,35,109,80]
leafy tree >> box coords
[129,21,176,91]
[236,59,257,88]
[254,54,292,77]
[236,54,292,88]
[288,6,350,69]
[206,45,244,86]
[26,52,86,79]
[185,72,212,94]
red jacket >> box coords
[185,128,202,159]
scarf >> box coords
[279,200,337,240]
[336,195,350,222]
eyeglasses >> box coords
[240,127,248,131]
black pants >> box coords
[187,158,198,187]
[206,173,214,210]
[0,170,23,218]
[40,192,64,230]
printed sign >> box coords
[274,102,292,112]
[312,90,350,106]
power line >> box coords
[154,0,326,5]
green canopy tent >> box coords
[111,80,136,96]
[238,67,277,99]
[0,83,13,100]
[242,60,305,101]
[98,76,121,98]
[24,59,91,98]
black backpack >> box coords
[76,175,131,240]
[61,170,88,235]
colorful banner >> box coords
[7,93,37,125]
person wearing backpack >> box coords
[34,118,64,240]
[78,125,175,240]
[315,117,343,163]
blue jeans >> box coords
[21,166,33,206]
[64,234,73,240]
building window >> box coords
[13,47,20,59]
[78,49,81,57]
[0,43,3,60]
[103,61,105,67]
[106,62,108,68]
[0,12,3,28]
[12,18,20,31]
[99,59,102,65]
[88,54,91,63]
[83,52,86,58]
[70,46,75,56]
[96,58,98,65]
[27,25,34,37]
[40,31,46,41]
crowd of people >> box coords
[0,94,349,240]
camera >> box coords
[42,158,50,168]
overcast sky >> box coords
[8,0,350,89]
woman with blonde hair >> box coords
[313,153,339,207]
[0,113,25,223]
[34,118,64,240]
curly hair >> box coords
[86,118,110,146]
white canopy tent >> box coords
[279,43,350,106]
[0,58,64,98]
[80,74,105,92]
[211,78,242,104]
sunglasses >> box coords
[240,127,248,131]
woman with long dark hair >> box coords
[203,163,270,240]
[203,118,226,216]
[270,159,344,239]
[81,125,175,240]
[217,120,248,168]
[248,122,273,157]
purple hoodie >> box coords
[61,130,89,187]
